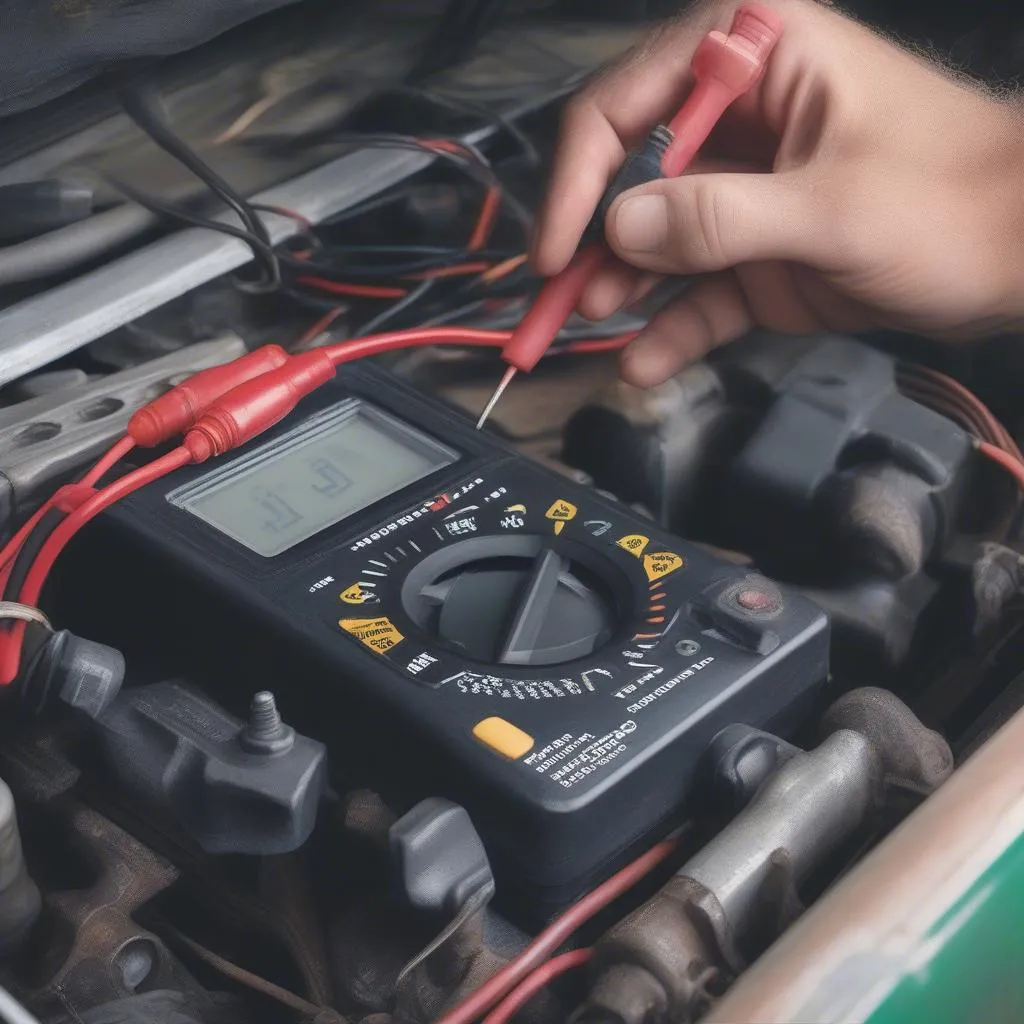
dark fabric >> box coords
[0,0,301,117]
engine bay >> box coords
[0,2,1023,1022]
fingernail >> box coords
[615,194,669,253]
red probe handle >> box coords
[500,2,783,375]
[500,246,607,372]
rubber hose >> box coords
[0,203,158,287]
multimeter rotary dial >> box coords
[324,472,696,700]
[403,536,618,667]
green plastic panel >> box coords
[864,829,1024,1024]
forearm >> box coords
[995,101,1024,327]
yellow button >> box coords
[473,717,534,759]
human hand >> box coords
[532,0,1024,387]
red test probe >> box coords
[475,2,783,429]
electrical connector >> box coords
[128,344,290,447]
[183,350,336,462]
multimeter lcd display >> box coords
[167,399,458,557]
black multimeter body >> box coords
[77,362,829,913]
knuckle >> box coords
[558,92,602,145]
[686,180,730,268]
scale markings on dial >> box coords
[318,473,692,703]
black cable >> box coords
[106,179,282,292]
[292,247,519,279]
[332,133,489,178]
[419,296,492,326]
[351,280,435,337]
[108,180,498,285]
[117,81,280,290]
[391,85,540,165]
[249,129,487,182]
[318,187,419,227]
[3,508,65,604]
[118,83,267,243]
[245,128,533,234]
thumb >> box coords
[605,171,822,275]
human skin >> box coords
[532,0,1024,387]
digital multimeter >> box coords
[85,363,829,911]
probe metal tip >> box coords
[475,365,517,430]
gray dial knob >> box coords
[405,538,616,667]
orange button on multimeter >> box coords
[473,717,534,760]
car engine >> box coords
[0,2,1021,1023]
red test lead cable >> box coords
[0,447,193,685]
[436,837,679,1024]
[481,949,593,1024]
[476,2,783,429]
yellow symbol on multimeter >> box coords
[642,551,685,583]
[340,616,405,654]
[340,582,379,605]
[616,534,650,558]
[545,499,578,536]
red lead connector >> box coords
[184,350,336,462]
[128,344,291,447]
[662,4,782,177]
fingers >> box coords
[605,170,822,276]
[620,272,754,387]
[578,260,638,321]
[579,262,663,320]
[531,1,749,276]
[531,103,625,277]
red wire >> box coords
[0,436,136,575]
[561,336,635,355]
[898,377,995,443]
[0,447,192,685]
[436,838,678,1024]
[481,949,592,1024]
[324,327,509,364]
[414,138,502,252]
[978,440,1024,491]
[913,366,1022,459]
[409,261,493,281]
[478,254,528,285]
[467,185,502,252]
[323,328,639,367]
[80,436,137,487]
[258,204,314,231]
[294,308,345,348]
[295,276,407,300]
